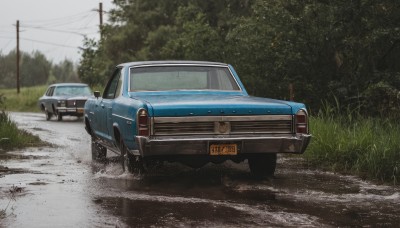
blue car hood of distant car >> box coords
[132,93,302,117]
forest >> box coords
[0,51,79,88]
[77,0,400,116]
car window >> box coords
[103,68,122,99]
[53,86,91,96]
[130,66,240,91]
[45,86,55,96]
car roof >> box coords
[49,83,89,87]
[117,60,229,68]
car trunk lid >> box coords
[134,94,293,117]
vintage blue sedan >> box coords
[84,61,311,177]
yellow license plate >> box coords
[210,144,237,155]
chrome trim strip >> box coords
[145,134,305,142]
[112,113,133,122]
[153,115,292,123]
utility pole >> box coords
[16,20,20,94]
[99,2,103,38]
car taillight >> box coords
[137,109,150,136]
[295,109,308,134]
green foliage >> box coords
[0,93,44,151]
[0,86,47,112]
[0,50,80,88]
[0,113,43,151]
[78,0,400,114]
[49,60,80,84]
[78,38,115,87]
[306,103,400,184]
[78,0,253,87]
[20,51,51,86]
[360,80,400,117]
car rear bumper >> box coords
[135,134,311,157]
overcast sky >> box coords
[0,0,114,63]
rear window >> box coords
[130,66,240,91]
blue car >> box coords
[84,61,311,177]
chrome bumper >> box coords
[57,107,85,114]
[135,134,311,157]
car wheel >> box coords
[248,153,277,179]
[91,137,107,161]
[119,138,145,174]
[57,113,63,121]
[45,109,52,121]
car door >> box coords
[94,68,122,141]
[43,86,55,113]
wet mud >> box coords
[1,112,399,227]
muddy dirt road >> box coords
[1,112,399,227]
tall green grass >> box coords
[0,86,47,112]
[0,111,44,151]
[305,102,400,184]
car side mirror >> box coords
[94,91,101,98]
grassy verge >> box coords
[0,94,46,152]
[0,111,46,151]
[0,86,47,112]
[304,105,400,184]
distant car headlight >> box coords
[58,100,66,107]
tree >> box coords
[20,51,51,86]
[77,0,400,115]
[0,50,51,88]
[0,51,17,89]
[50,59,79,83]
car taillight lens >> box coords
[295,109,308,134]
[137,109,149,136]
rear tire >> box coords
[248,154,277,179]
[119,138,145,174]
[91,137,107,161]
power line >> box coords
[22,10,94,24]
[18,12,99,38]
[22,38,78,49]
[15,7,102,32]
[0,36,15,39]
[20,25,87,36]
[1,5,106,62]
[1,38,13,50]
